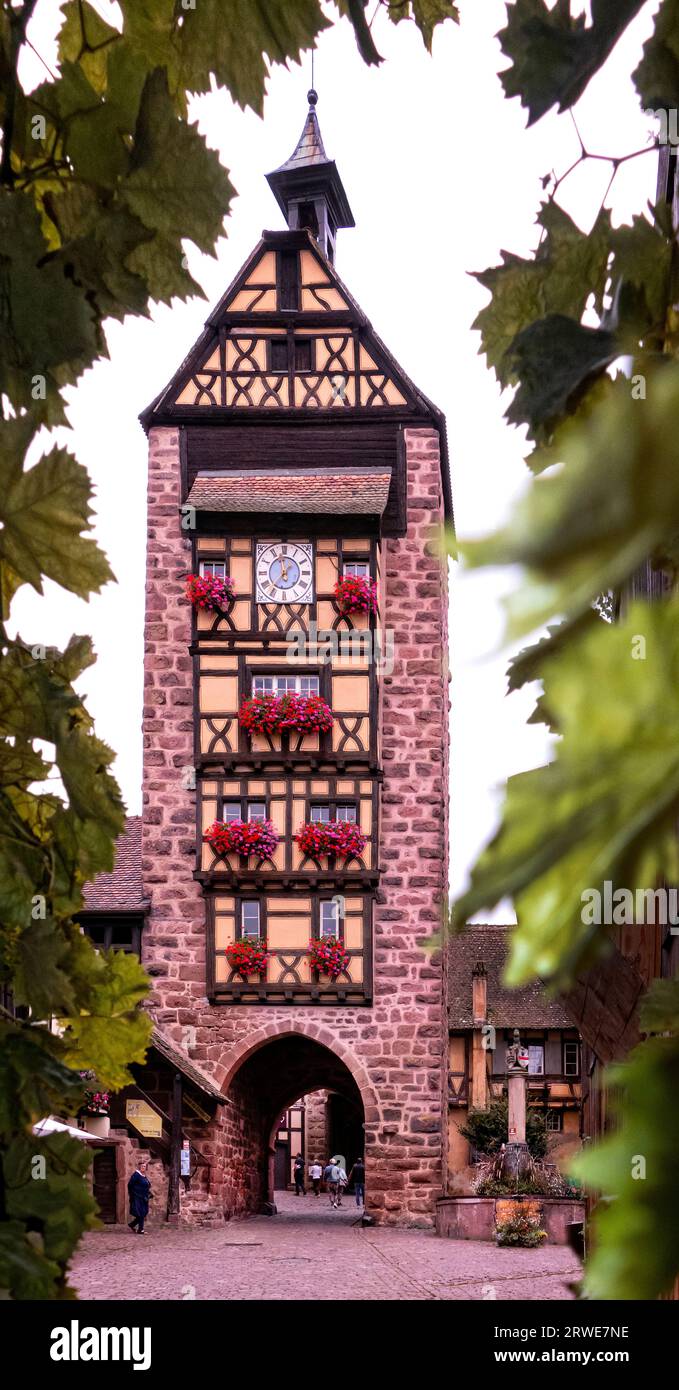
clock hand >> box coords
[279,558,289,582]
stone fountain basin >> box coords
[435,1194,586,1245]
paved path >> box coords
[71,1193,579,1301]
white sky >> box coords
[14,0,659,910]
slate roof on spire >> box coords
[273,90,328,171]
[266,91,355,231]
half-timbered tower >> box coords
[139,93,451,1224]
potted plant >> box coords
[185,571,236,612]
[204,818,278,860]
[240,692,333,737]
[308,936,351,981]
[79,1071,111,1139]
[295,820,367,860]
[334,574,378,616]
[225,939,269,981]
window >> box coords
[222,801,242,823]
[270,339,288,372]
[527,1045,544,1075]
[343,561,370,578]
[320,900,341,938]
[240,902,261,941]
[200,560,226,579]
[278,250,299,311]
[563,1041,580,1077]
[268,338,314,372]
[311,803,356,824]
[294,338,312,371]
[545,1110,563,1132]
[247,802,267,822]
[81,917,142,956]
[252,674,320,696]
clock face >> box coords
[256,541,314,604]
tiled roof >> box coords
[82,816,147,912]
[448,925,574,1030]
[186,468,391,515]
[149,1029,229,1104]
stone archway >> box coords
[217,1027,378,1215]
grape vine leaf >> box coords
[473,203,611,387]
[455,601,679,987]
[499,0,646,125]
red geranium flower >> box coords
[295,821,367,860]
[185,572,236,612]
[204,819,278,859]
[334,575,378,617]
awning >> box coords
[185,467,391,515]
[33,1117,98,1143]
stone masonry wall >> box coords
[142,424,449,1226]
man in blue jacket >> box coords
[127,1161,151,1235]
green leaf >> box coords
[120,0,332,116]
[0,1221,63,1301]
[123,69,234,304]
[500,0,645,125]
[387,0,459,51]
[455,601,679,986]
[61,948,152,1090]
[4,1130,98,1264]
[0,444,114,599]
[0,191,101,415]
[473,203,611,387]
[609,212,673,346]
[633,0,679,111]
[0,1023,84,1133]
[58,0,120,94]
[464,366,679,642]
[505,314,618,442]
[571,1014,679,1299]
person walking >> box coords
[293,1154,306,1196]
[335,1161,348,1207]
[309,1158,323,1196]
[323,1157,340,1207]
[127,1160,151,1235]
[349,1157,365,1208]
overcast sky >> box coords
[15,0,659,909]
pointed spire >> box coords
[266,91,355,263]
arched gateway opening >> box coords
[219,1031,373,1215]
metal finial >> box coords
[308,87,318,108]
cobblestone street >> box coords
[71,1194,579,1301]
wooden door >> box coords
[274,1142,289,1190]
[92,1147,118,1223]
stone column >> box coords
[470,962,488,1111]
[501,1028,532,1182]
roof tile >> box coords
[186,468,391,515]
[82,816,146,912]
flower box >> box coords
[78,1071,110,1116]
[240,693,333,736]
[295,821,367,860]
[185,572,235,612]
[204,819,278,859]
[308,936,351,981]
[334,575,377,616]
[225,940,269,980]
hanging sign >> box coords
[126,1099,163,1139]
